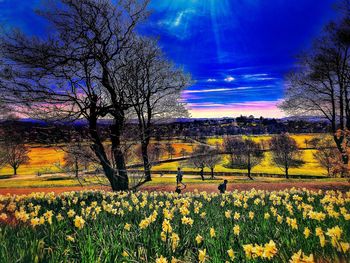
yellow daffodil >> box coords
[74,215,85,230]
[156,255,168,263]
[198,249,207,263]
[304,227,310,238]
[233,225,240,236]
[196,234,203,244]
[227,248,235,261]
[210,227,216,238]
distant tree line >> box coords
[0,117,331,145]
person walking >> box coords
[175,184,186,194]
[218,179,228,194]
[176,167,186,188]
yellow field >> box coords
[0,146,65,176]
[152,149,325,177]
[0,141,196,177]
[207,133,331,149]
[0,134,330,177]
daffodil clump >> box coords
[0,188,349,262]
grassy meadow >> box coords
[152,150,324,177]
[0,141,195,177]
[0,134,333,180]
[0,146,65,176]
[206,134,331,149]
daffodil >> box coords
[124,223,131,231]
[233,225,240,236]
[243,244,254,259]
[198,249,207,263]
[156,255,168,263]
[210,227,216,238]
[227,248,235,261]
[66,235,75,242]
[67,209,76,218]
[30,217,40,227]
[74,215,85,230]
[196,234,203,244]
[338,242,350,253]
[304,227,310,238]
[263,240,278,259]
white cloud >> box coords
[234,86,254,90]
[188,103,227,108]
[184,88,234,94]
[207,78,217,82]
[224,76,235,82]
[174,12,185,27]
[242,74,277,81]
[256,77,277,81]
[243,73,268,78]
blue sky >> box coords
[0,0,338,118]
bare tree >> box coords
[223,136,240,165]
[223,137,264,180]
[269,133,303,179]
[151,142,163,162]
[0,0,152,191]
[0,127,30,175]
[0,147,7,169]
[280,8,350,166]
[204,149,221,179]
[179,148,188,158]
[165,142,176,160]
[63,141,97,177]
[313,137,341,177]
[135,143,164,167]
[120,37,190,181]
[188,145,209,181]
[309,137,321,149]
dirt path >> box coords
[0,181,349,195]
[140,182,350,193]
[0,186,111,195]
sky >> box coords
[0,0,339,118]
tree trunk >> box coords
[247,155,253,180]
[285,165,289,179]
[334,134,349,166]
[141,140,152,181]
[90,136,122,191]
[88,107,127,191]
[200,168,204,181]
[13,166,17,176]
[327,166,331,177]
[211,167,214,179]
[75,157,79,178]
[110,118,129,191]
[247,166,253,180]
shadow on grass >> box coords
[0,175,14,180]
